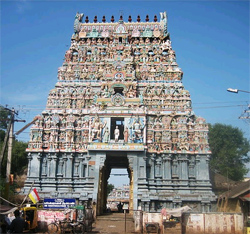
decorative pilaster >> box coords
[62,153,68,178]
[155,157,162,178]
[47,153,52,178]
[74,160,80,177]
[172,155,178,179]
[162,154,171,180]
[179,154,188,181]
[42,156,47,177]
[188,155,196,179]
[27,153,32,177]
[57,157,64,177]
[150,153,156,179]
[50,153,57,178]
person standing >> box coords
[9,209,26,233]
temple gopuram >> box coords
[24,12,216,214]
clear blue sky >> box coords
[1,1,249,185]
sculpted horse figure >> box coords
[74,12,84,33]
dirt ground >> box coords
[88,212,136,234]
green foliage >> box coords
[0,107,28,197]
[11,140,28,175]
[0,135,28,177]
[208,123,250,181]
[0,177,19,198]
[0,106,10,130]
[107,183,115,195]
[0,106,28,177]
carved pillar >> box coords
[155,157,162,178]
[201,203,205,212]
[150,154,156,179]
[47,154,52,177]
[188,156,196,179]
[172,155,178,178]
[74,160,80,177]
[57,157,64,177]
[145,202,150,212]
[86,155,91,177]
[66,153,73,180]
[78,153,84,178]
[128,156,134,212]
[27,153,32,177]
[150,201,155,212]
[143,116,146,144]
[42,157,47,176]
[50,153,57,178]
[93,152,106,215]
[204,154,210,180]
[143,156,147,178]
[195,155,201,179]
[180,154,188,180]
[163,154,171,179]
[63,153,67,178]
[37,153,42,179]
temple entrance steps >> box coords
[89,212,136,233]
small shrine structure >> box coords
[24,12,216,214]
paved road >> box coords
[88,212,136,234]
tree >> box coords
[107,183,114,195]
[208,123,250,181]
[0,106,10,130]
[0,107,28,198]
[0,107,28,177]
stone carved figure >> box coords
[114,126,120,142]
[65,49,73,63]
[74,12,84,33]
[123,127,129,143]
[160,11,167,35]
[130,116,144,143]
[103,127,109,143]
[91,116,106,141]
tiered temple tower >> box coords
[24,12,216,214]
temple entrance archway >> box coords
[97,152,133,215]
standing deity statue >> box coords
[114,126,120,142]
[123,127,129,143]
[130,116,144,143]
[103,127,110,143]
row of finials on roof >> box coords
[84,15,159,23]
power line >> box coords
[3,104,249,112]
[194,104,247,109]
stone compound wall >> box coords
[134,212,243,234]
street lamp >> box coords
[227,88,250,94]
[227,88,250,124]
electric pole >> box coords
[5,108,15,200]
[1,107,25,200]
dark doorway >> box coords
[114,87,124,95]
[111,117,124,140]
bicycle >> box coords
[69,220,86,234]
[47,216,68,234]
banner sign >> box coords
[43,198,76,209]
